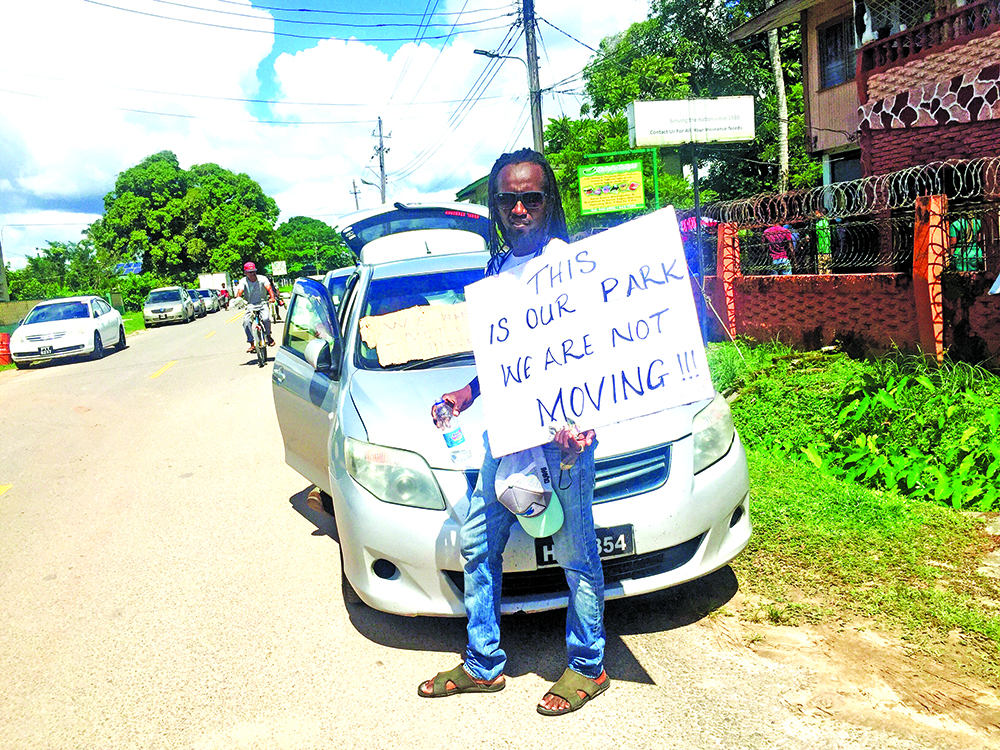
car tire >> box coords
[91,331,104,360]
[116,325,126,351]
[340,548,363,607]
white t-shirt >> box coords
[236,275,273,306]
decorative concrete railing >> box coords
[859,0,1000,75]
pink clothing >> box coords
[763,225,793,260]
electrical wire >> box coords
[148,0,512,28]
[0,86,497,125]
[203,0,511,18]
[0,70,505,108]
[388,0,442,105]
[81,0,511,42]
[388,24,522,180]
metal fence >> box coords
[675,157,1000,277]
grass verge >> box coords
[708,339,1000,685]
[122,310,147,335]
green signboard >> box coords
[578,161,645,216]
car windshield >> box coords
[356,268,483,370]
[341,208,489,255]
[147,290,181,303]
[24,301,90,324]
[198,290,211,298]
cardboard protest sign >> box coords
[359,303,471,366]
[465,207,713,457]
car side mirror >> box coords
[304,338,341,377]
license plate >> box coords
[535,524,635,567]
[39,346,53,355]
[158,314,167,319]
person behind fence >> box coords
[234,261,276,352]
[812,207,833,274]
[949,214,984,272]
[417,148,610,717]
[764,223,795,274]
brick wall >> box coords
[861,119,1000,175]
[866,30,1000,100]
[705,274,921,353]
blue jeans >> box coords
[460,436,605,681]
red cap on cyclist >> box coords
[243,262,256,273]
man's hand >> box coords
[552,424,596,469]
[432,383,475,425]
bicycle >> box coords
[247,304,268,368]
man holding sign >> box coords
[418,150,610,716]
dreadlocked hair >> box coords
[486,148,569,259]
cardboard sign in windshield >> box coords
[359,303,471,366]
[465,207,714,457]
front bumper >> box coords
[144,308,186,324]
[10,336,90,363]
[332,432,751,617]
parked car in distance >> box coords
[143,287,195,327]
[196,289,220,313]
[188,290,207,317]
[322,265,357,310]
[9,296,125,369]
[271,203,751,617]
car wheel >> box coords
[340,548,363,607]
[116,325,126,351]
[91,331,104,360]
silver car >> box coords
[188,290,207,318]
[143,287,195,327]
[196,289,220,312]
[272,204,751,617]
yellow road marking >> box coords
[226,312,243,324]
[149,360,178,379]
[204,331,217,339]
[0,485,12,497]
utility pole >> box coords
[522,0,544,153]
[350,180,361,210]
[0,231,9,302]
[373,117,391,204]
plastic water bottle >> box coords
[433,400,472,464]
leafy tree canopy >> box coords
[545,0,819,225]
[274,216,354,276]
[93,151,279,282]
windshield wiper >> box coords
[396,352,475,371]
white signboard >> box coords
[627,97,755,148]
[465,207,714,457]
[271,260,287,276]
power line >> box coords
[81,0,511,42]
[0,70,506,108]
[204,0,511,18]
[148,0,513,29]
[0,86,508,125]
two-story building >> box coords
[731,0,1000,178]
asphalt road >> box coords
[0,311,941,750]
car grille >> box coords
[25,332,66,342]
[443,533,705,598]
[464,442,671,505]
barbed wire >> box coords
[691,157,1000,225]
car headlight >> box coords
[345,438,446,510]
[692,392,736,474]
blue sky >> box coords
[1,0,651,268]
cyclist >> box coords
[234,261,276,352]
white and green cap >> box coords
[494,446,564,538]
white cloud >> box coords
[0,0,650,270]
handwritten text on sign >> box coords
[465,207,714,457]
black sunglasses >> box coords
[496,191,545,211]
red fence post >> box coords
[717,222,740,339]
[913,195,947,363]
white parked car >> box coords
[9,296,125,369]
[272,203,751,616]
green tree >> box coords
[274,216,353,275]
[93,151,279,281]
